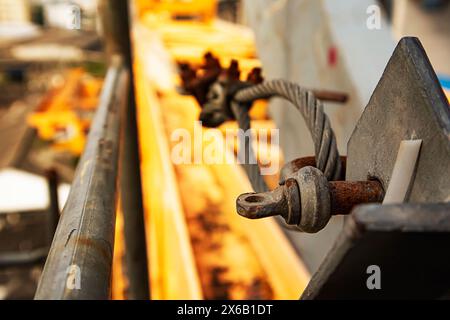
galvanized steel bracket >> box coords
[346,37,450,202]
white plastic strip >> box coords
[383,139,422,204]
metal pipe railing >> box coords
[99,0,150,299]
[34,56,129,300]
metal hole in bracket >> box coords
[244,195,266,203]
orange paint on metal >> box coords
[134,62,203,300]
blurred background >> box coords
[0,0,449,300]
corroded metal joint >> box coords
[237,166,384,233]
[296,166,331,232]
[279,156,347,184]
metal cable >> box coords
[231,79,342,193]
[231,101,269,193]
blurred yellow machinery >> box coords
[135,0,217,22]
[130,64,309,299]
[27,68,103,155]
[109,1,310,300]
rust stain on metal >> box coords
[73,237,112,261]
[312,89,349,104]
[280,156,347,184]
[97,138,115,168]
[329,180,384,216]
[62,232,112,262]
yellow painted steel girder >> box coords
[124,1,311,299]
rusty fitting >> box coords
[237,166,384,233]
[279,156,347,184]
[311,90,349,104]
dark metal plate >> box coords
[301,202,450,299]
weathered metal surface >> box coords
[346,37,450,202]
[99,0,150,300]
[301,202,450,299]
[279,156,347,184]
[34,57,128,300]
[329,180,384,216]
[237,186,291,220]
[310,89,348,104]
[237,166,384,233]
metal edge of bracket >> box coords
[301,202,450,300]
[301,37,450,299]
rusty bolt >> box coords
[237,166,384,233]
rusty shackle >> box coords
[237,166,384,233]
